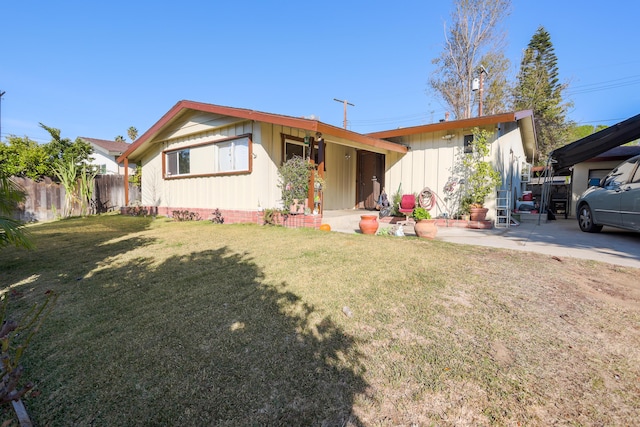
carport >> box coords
[539,114,640,217]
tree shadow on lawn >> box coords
[27,247,369,426]
[0,215,156,296]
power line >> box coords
[567,74,640,96]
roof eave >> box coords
[117,100,406,162]
[367,110,534,139]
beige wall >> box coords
[384,123,528,219]
[140,119,265,211]
[571,161,619,207]
[139,115,365,212]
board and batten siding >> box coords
[140,119,272,211]
[260,123,359,210]
[384,124,527,218]
[139,115,366,212]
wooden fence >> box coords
[11,175,141,222]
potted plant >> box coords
[412,206,437,239]
[278,156,313,214]
[462,128,501,221]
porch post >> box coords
[308,159,315,211]
[317,136,325,214]
[123,158,129,206]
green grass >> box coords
[0,214,639,425]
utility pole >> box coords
[0,90,5,143]
[477,65,487,117]
[333,98,355,129]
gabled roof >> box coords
[117,100,407,163]
[81,137,131,155]
[368,110,537,162]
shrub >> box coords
[278,156,312,209]
[172,210,201,221]
[209,209,224,224]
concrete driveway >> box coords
[322,211,640,269]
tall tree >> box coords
[429,0,512,119]
[127,126,138,142]
[513,26,572,164]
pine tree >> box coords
[514,26,572,163]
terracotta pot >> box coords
[414,219,437,239]
[359,215,379,235]
[469,207,489,222]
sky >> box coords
[1,1,639,145]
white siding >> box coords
[91,151,120,174]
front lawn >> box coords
[1,215,638,425]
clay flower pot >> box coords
[414,219,437,239]
[469,207,489,222]
[359,215,379,235]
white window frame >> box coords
[166,148,190,177]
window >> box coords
[163,134,252,178]
[284,140,305,161]
[463,135,474,153]
[283,134,321,166]
[216,137,249,173]
[602,159,637,189]
[166,149,190,176]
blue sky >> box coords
[1,1,639,144]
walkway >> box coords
[321,210,640,269]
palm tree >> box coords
[127,126,138,142]
[0,177,32,249]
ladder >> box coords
[495,190,511,228]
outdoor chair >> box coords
[398,194,416,226]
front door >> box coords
[357,151,385,209]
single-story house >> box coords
[117,100,536,226]
[81,137,136,175]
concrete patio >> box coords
[320,210,640,269]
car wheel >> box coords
[578,203,603,233]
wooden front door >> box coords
[357,151,385,209]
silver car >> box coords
[576,154,640,232]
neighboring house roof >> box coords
[117,100,408,163]
[583,144,640,162]
[367,110,537,163]
[81,137,131,156]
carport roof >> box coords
[550,113,640,172]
